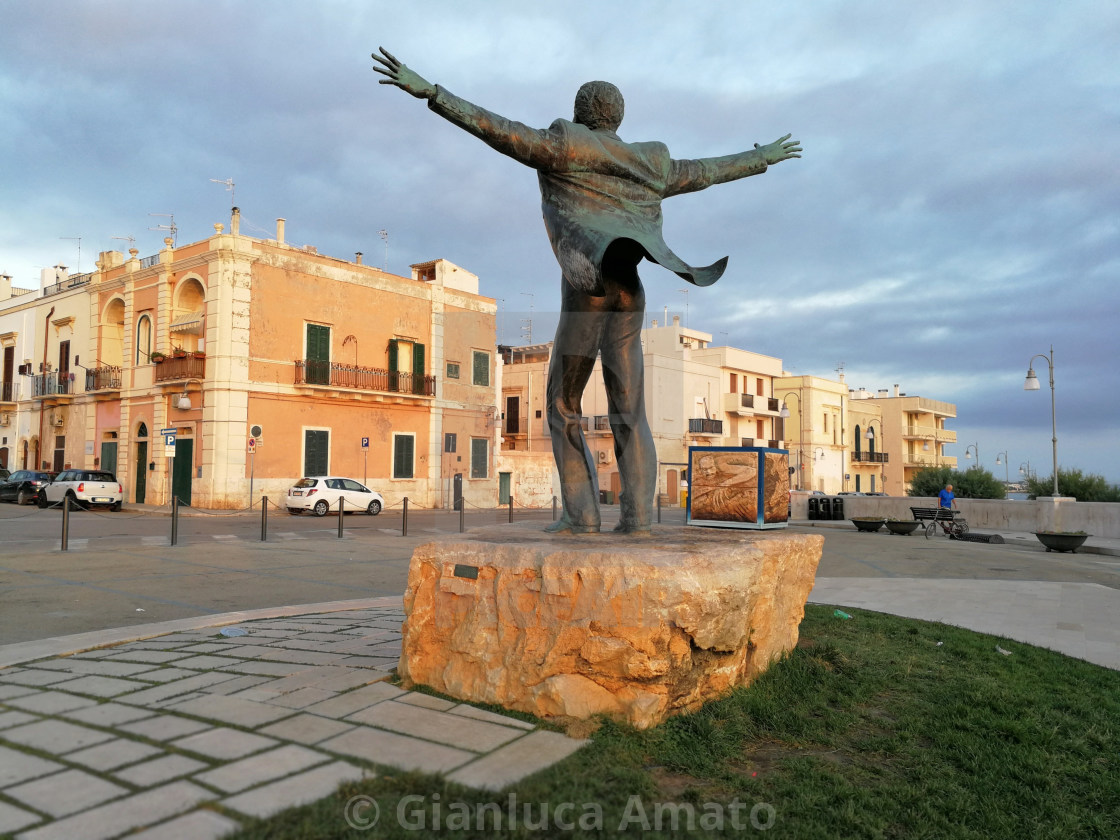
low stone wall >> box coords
[792,491,1120,537]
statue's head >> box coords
[574,81,624,131]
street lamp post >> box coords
[1024,345,1059,497]
[994,450,1009,489]
[964,442,980,470]
[779,392,803,490]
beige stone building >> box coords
[0,210,499,508]
[849,385,957,491]
[773,375,850,494]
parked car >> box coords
[0,470,57,505]
[286,477,384,516]
[0,468,9,481]
[38,470,123,511]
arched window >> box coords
[136,314,152,365]
[137,422,148,438]
[853,424,862,455]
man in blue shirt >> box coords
[937,484,957,533]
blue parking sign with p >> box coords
[361,437,369,449]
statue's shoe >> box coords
[612,520,652,535]
[544,517,600,535]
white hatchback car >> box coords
[39,469,123,511]
[286,477,384,516]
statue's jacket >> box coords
[428,86,770,295]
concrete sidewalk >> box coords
[1,530,1118,838]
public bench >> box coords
[910,506,968,538]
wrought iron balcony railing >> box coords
[852,451,889,463]
[85,366,122,392]
[32,373,74,397]
[689,417,723,435]
[295,360,436,397]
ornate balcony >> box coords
[294,360,436,397]
[31,372,76,402]
[155,355,206,382]
[85,366,122,393]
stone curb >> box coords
[0,597,404,670]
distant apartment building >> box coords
[849,385,957,491]
[774,375,850,494]
[0,209,499,508]
[499,316,787,505]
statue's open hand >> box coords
[371,47,436,99]
[754,134,802,165]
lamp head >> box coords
[1024,368,1041,391]
[177,393,191,410]
[780,404,790,418]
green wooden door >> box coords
[499,472,511,505]
[135,441,147,503]
[306,324,330,385]
[172,438,194,506]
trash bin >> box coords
[832,496,845,520]
[808,497,820,520]
[680,489,689,507]
[818,497,832,520]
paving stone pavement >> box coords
[0,600,588,839]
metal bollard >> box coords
[459,498,465,532]
[552,495,557,521]
[402,497,408,537]
[508,495,513,523]
[337,496,345,538]
[261,496,268,542]
[61,495,70,552]
[171,496,179,546]
[657,493,662,524]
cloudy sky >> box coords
[2,1,1117,482]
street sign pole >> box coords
[361,437,369,485]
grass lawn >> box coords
[226,604,1119,838]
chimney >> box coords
[355,252,363,265]
[893,383,900,397]
[276,218,286,244]
[230,206,241,235]
[673,315,680,326]
[877,389,888,397]
[651,319,658,327]
[0,274,11,301]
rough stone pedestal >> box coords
[399,523,823,729]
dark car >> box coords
[0,470,57,505]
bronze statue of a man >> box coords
[373,48,801,534]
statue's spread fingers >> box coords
[378,46,401,67]
[372,67,397,80]
[777,133,792,143]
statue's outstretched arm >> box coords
[372,46,560,171]
[371,47,436,100]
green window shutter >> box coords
[471,438,488,479]
[387,339,399,372]
[306,325,330,385]
[412,343,425,394]
[472,351,489,387]
[304,429,329,475]
[393,435,414,479]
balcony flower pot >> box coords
[172,350,188,359]
[885,519,921,536]
[148,352,166,364]
[851,517,885,533]
[1034,531,1089,553]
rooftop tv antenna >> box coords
[148,212,178,246]
[378,229,389,271]
[112,235,136,252]
[520,292,534,344]
[59,236,82,273]
[210,178,235,207]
